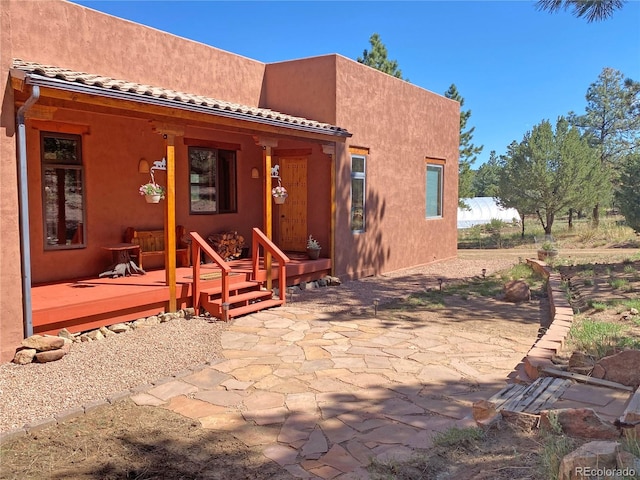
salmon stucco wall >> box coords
[24,111,270,282]
[258,54,459,280]
[2,0,266,106]
[333,56,459,279]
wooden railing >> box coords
[251,228,290,304]
[190,232,231,312]
[190,228,291,314]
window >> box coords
[41,132,85,249]
[426,163,443,218]
[351,154,366,232]
[188,147,237,214]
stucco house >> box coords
[0,0,459,362]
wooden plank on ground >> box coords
[542,367,634,392]
[526,378,572,414]
[501,377,554,413]
[487,383,528,409]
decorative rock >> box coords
[13,348,37,364]
[109,323,130,333]
[472,399,499,424]
[99,326,115,337]
[503,280,531,303]
[58,328,74,341]
[35,348,66,363]
[317,278,328,287]
[21,335,65,351]
[86,329,105,341]
[592,350,640,388]
[541,408,620,440]
[568,351,595,375]
[558,441,619,480]
[631,308,639,315]
[182,307,196,317]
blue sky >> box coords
[73,1,640,166]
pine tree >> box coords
[444,84,483,206]
[535,0,626,22]
[496,118,605,236]
[357,33,405,80]
[473,151,501,197]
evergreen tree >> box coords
[535,0,626,22]
[616,154,640,233]
[570,67,640,225]
[444,84,484,206]
[496,118,605,236]
[357,33,405,80]
[473,151,501,197]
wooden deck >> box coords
[31,255,331,335]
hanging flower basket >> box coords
[139,182,165,203]
[272,184,288,204]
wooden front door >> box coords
[276,157,307,251]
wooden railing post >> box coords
[251,228,290,304]
[190,232,231,313]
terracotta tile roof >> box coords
[11,59,350,137]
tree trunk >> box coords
[520,212,526,238]
[568,209,574,229]
[592,204,600,227]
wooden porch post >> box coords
[323,144,337,277]
[255,137,278,289]
[153,123,183,313]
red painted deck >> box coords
[31,256,331,335]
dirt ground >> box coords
[1,249,638,480]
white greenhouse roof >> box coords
[457,197,520,229]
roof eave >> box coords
[14,71,352,139]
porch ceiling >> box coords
[10,59,351,141]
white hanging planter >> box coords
[145,194,162,204]
[273,196,286,204]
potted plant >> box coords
[139,182,166,203]
[306,235,321,260]
[272,185,288,204]
[537,241,558,261]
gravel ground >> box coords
[0,252,523,435]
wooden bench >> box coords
[123,225,190,270]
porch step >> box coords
[208,289,274,308]
[225,298,284,318]
[200,280,263,297]
[199,279,283,320]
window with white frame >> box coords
[425,163,443,218]
[351,154,366,232]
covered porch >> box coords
[32,254,331,336]
[10,60,349,340]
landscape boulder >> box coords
[540,408,620,440]
[558,441,619,480]
[591,350,640,388]
[503,280,531,303]
[21,335,64,351]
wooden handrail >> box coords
[251,228,290,304]
[190,232,231,314]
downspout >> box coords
[16,85,40,338]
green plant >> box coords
[539,433,575,480]
[540,241,556,252]
[138,182,165,198]
[432,427,484,449]
[568,319,627,358]
[610,278,630,290]
[306,235,321,250]
[623,265,636,274]
[588,301,608,311]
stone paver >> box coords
[138,305,540,477]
